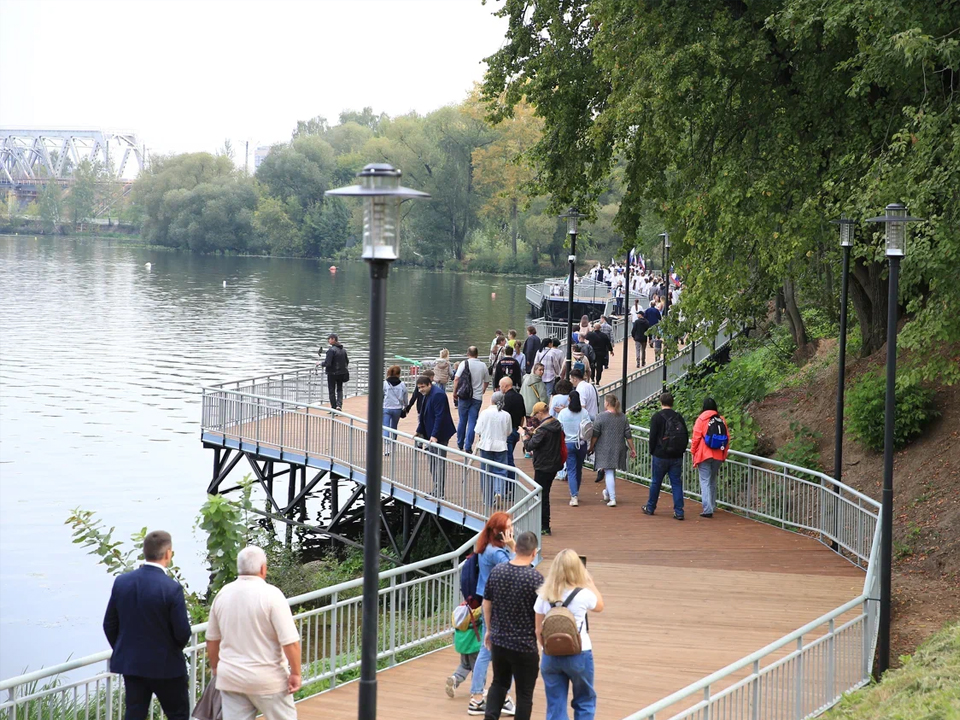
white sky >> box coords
[0,0,509,161]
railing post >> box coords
[279,400,285,452]
[751,659,761,720]
[304,407,310,461]
[862,598,871,680]
[189,631,198,713]
[795,636,804,718]
[702,684,711,720]
[389,575,398,666]
[106,673,114,720]
[746,457,754,517]
[827,618,836,707]
[255,397,261,451]
[329,591,339,689]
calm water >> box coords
[0,235,537,678]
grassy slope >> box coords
[821,623,960,720]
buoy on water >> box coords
[145,262,152,270]
[491,292,497,299]
[223,280,227,287]
[329,266,337,274]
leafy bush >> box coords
[845,372,940,451]
[775,422,823,475]
[800,306,838,341]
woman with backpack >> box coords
[534,549,604,720]
[589,395,637,508]
[558,391,588,507]
[690,397,730,518]
[458,512,518,716]
[434,348,452,389]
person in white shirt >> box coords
[474,391,514,507]
[568,369,599,421]
[540,339,564,396]
[534,549,604,720]
[454,346,491,454]
[206,546,301,720]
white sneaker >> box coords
[569,496,579,507]
[602,489,609,502]
[502,696,517,716]
[607,499,617,507]
[445,674,458,698]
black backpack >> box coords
[456,360,474,401]
[459,552,481,608]
[704,414,729,450]
[660,411,689,455]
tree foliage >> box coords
[482,0,960,375]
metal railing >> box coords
[0,408,542,720]
[614,425,881,719]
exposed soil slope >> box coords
[750,341,960,662]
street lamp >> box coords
[560,207,586,370]
[326,163,429,720]
[865,202,921,676]
[622,242,635,411]
[660,231,671,389]
[829,214,856,552]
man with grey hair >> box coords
[474,391,513,508]
[206,547,301,720]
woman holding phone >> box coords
[465,512,517,716]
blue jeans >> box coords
[565,442,588,497]
[456,397,483,453]
[382,407,401,442]
[647,456,685,517]
[544,379,556,396]
[541,651,596,720]
[480,449,509,506]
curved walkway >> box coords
[295,391,864,720]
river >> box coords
[0,235,538,678]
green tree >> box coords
[68,159,101,225]
[37,181,64,232]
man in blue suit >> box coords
[415,374,457,497]
[103,530,192,720]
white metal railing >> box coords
[199,390,541,532]
[0,407,542,720]
[613,425,881,719]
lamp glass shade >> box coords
[362,194,401,261]
[840,219,855,247]
[566,213,579,236]
[885,204,906,257]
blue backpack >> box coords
[460,553,481,608]
[704,415,729,451]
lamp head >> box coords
[325,163,429,261]
[659,231,671,249]
[559,207,585,236]
[830,215,857,248]
[865,202,922,258]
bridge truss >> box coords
[0,129,144,185]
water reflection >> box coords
[0,235,537,677]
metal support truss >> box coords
[1,129,144,185]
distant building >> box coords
[254,145,275,171]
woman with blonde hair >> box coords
[434,348,452,388]
[535,549,604,720]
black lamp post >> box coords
[660,231,671,389]
[865,202,921,676]
[326,164,429,720]
[560,207,585,371]
[830,215,856,552]
[622,244,634,411]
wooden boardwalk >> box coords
[290,340,864,719]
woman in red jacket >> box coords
[690,397,730,518]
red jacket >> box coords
[691,410,730,466]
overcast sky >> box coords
[0,0,509,161]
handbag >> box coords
[192,677,222,720]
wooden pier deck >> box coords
[290,338,864,720]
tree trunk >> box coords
[848,257,890,357]
[510,198,519,257]
[782,276,808,352]
[823,255,837,324]
[531,241,538,268]
[775,290,784,325]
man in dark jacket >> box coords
[103,530,192,720]
[631,314,650,368]
[643,301,662,328]
[415,375,457,496]
[493,345,523,388]
[521,326,541,372]
[584,325,613,386]
[320,333,349,411]
[519,401,563,535]
[643,392,689,520]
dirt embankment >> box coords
[750,340,960,661]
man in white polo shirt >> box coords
[206,546,301,720]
